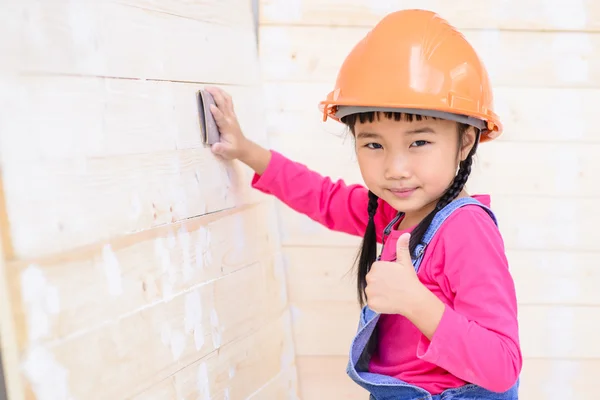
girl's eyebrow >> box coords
[406,127,436,134]
[356,132,382,140]
[356,127,436,140]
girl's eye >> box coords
[365,143,383,149]
[410,140,429,147]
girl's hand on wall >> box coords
[204,86,272,175]
[205,86,249,160]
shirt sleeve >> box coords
[251,150,396,243]
[416,206,522,393]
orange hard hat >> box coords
[319,9,502,141]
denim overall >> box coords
[346,197,520,400]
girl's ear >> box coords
[460,126,477,162]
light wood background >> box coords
[258,0,600,399]
[0,1,298,399]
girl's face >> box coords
[353,114,476,227]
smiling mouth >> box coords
[388,188,417,198]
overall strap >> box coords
[412,197,498,270]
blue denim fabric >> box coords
[346,197,520,399]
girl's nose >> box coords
[384,154,411,180]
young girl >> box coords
[205,9,522,400]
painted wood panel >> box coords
[0,1,299,399]
[0,0,259,84]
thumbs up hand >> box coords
[365,233,426,316]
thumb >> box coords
[395,232,412,265]
[210,142,234,159]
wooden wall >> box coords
[0,1,298,399]
[258,1,600,398]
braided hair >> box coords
[342,111,478,307]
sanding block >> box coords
[196,89,221,145]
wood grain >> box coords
[2,0,259,84]
[260,0,600,32]
[130,312,296,400]
[0,76,267,260]
[17,252,287,399]
[259,26,600,88]
[5,202,279,350]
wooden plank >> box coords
[2,148,248,259]
[16,254,287,399]
[290,300,357,356]
[283,246,600,307]
[259,0,600,32]
[295,355,600,400]
[291,301,600,359]
[130,311,296,400]
[0,77,268,259]
[520,358,600,399]
[0,76,268,161]
[2,0,259,84]
[264,83,600,144]
[296,356,367,400]
[259,26,600,88]
[5,202,280,350]
[116,0,253,27]
[274,196,599,252]
[247,366,300,400]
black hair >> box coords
[341,111,478,307]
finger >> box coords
[210,142,234,159]
[222,90,234,112]
[209,103,226,124]
[395,232,412,265]
[205,86,228,111]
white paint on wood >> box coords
[184,291,205,351]
[160,322,186,361]
[210,308,222,349]
[20,265,60,342]
[101,244,123,297]
[196,225,214,271]
[197,362,211,400]
[21,345,72,400]
[178,226,194,282]
[154,237,175,301]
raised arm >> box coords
[203,85,396,242]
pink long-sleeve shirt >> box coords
[251,150,522,394]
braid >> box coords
[355,192,381,371]
[354,190,379,307]
[436,144,475,211]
